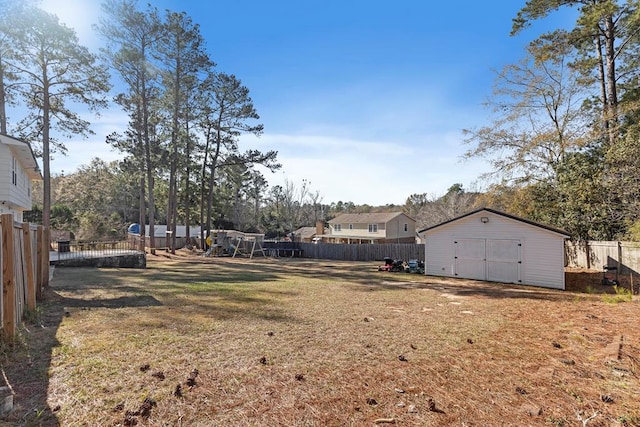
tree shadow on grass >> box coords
[51,265,297,319]
[349,275,594,302]
[0,272,169,427]
[151,256,385,286]
[0,265,159,426]
[1,260,310,426]
[1,286,62,427]
[57,294,163,309]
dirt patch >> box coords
[566,266,639,294]
[2,253,639,426]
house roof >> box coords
[293,227,317,239]
[418,208,570,238]
[0,134,42,180]
[328,212,414,224]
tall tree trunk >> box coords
[199,176,206,247]
[167,141,177,253]
[169,68,180,254]
[42,73,51,231]
[170,143,177,253]
[206,164,215,234]
[603,14,618,145]
[206,127,222,234]
[596,35,609,140]
[199,125,212,247]
[253,191,259,228]
[139,175,145,252]
[184,113,191,244]
[0,58,7,134]
[145,168,155,254]
[142,81,156,255]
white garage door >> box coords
[454,239,486,281]
[486,239,521,283]
[454,239,521,283]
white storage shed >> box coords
[419,208,570,290]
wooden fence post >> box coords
[617,241,623,274]
[42,226,49,287]
[22,223,36,311]
[584,240,591,270]
[36,225,43,299]
[1,214,16,339]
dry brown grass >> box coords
[1,252,639,426]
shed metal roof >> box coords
[418,208,570,238]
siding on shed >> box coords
[424,210,566,289]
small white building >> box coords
[419,208,569,290]
[0,134,41,222]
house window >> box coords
[12,156,17,185]
[335,224,342,232]
[404,223,408,232]
[349,224,353,230]
[368,224,378,233]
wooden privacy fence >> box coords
[299,242,424,262]
[565,240,640,273]
[0,213,49,340]
[299,240,640,272]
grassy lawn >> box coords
[2,253,639,426]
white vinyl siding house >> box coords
[0,134,42,222]
[420,208,569,290]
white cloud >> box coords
[242,132,489,206]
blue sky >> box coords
[39,0,575,205]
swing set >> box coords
[204,230,267,259]
[229,233,268,259]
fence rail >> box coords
[0,214,48,340]
[49,238,146,268]
[565,240,640,273]
[296,241,640,272]
[298,242,424,262]
[52,239,141,260]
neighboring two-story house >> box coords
[323,212,416,244]
[0,134,41,222]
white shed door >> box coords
[454,238,521,283]
[486,239,521,284]
[454,239,486,280]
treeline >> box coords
[460,1,640,242]
[28,162,485,241]
[26,160,413,241]
[1,0,281,253]
[406,0,640,241]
